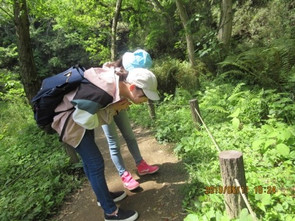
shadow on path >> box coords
[51,126,188,221]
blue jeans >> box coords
[75,129,117,214]
[102,110,143,176]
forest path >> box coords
[52,126,188,221]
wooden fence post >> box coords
[189,99,202,129]
[219,150,247,218]
[147,99,156,120]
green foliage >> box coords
[232,0,295,46]
[121,0,181,55]
[30,19,96,77]
[154,89,196,142]
[0,9,18,70]
[218,39,295,91]
[195,30,224,73]
[129,76,295,220]
[0,69,24,100]
[128,102,156,128]
[152,58,180,95]
[0,44,18,69]
[152,58,210,95]
[0,76,83,220]
[1,0,295,219]
[26,0,120,76]
[129,89,196,142]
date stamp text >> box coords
[205,185,276,194]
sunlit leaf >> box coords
[239,208,253,221]
[261,194,272,205]
[264,139,276,148]
[184,214,199,221]
[232,117,240,130]
[230,108,241,118]
[276,143,290,157]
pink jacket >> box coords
[51,67,121,147]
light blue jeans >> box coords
[102,110,143,176]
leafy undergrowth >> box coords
[129,81,295,220]
[0,79,84,221]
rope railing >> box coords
[192,104,258,220]
[194,107,221,153]
[235,179,258,220]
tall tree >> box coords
[13,0,40,102]
[175,0,196,67]
[149,0,175,41]
[218,0,233,49]
[13,0,80,162]
[111,0,123,60]
[175,0,200,89]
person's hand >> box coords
[111,99,131,113]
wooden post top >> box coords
[219,150,243,159]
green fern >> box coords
[228,83,246,100]
[206,105,228,113]
[218,39,295,90]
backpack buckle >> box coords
[64,71,72,83]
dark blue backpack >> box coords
[31,65,86,132]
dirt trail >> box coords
[51,126,188,221]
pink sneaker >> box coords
[137,160,159,176]
[121,171,140,191]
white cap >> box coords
[126,68,160,101]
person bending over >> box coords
[102,49,159,191]
[51,66,160,221]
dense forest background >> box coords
[0,0,294,220]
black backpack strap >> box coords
[59,108,75,142]
[74,64,86,72]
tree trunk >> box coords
[13,0,80,164]
[175,0,196,67]
[13,0,40,104]
[111,0,123,61]
[218,0,233,49]
[175,0,200,89]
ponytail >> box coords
[114,67,128,81]
[104,57,128,81]
[104,58,123,68]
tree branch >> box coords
[0,5,14,19]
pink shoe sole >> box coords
[124,183,140,191]
[138,167,159,176]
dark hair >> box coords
[104,58,123,68]
[114,67,128,81]
[104,57,128,81]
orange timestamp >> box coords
[205,185,248,194]
[205,185,277,194]
[254,185,276,194]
